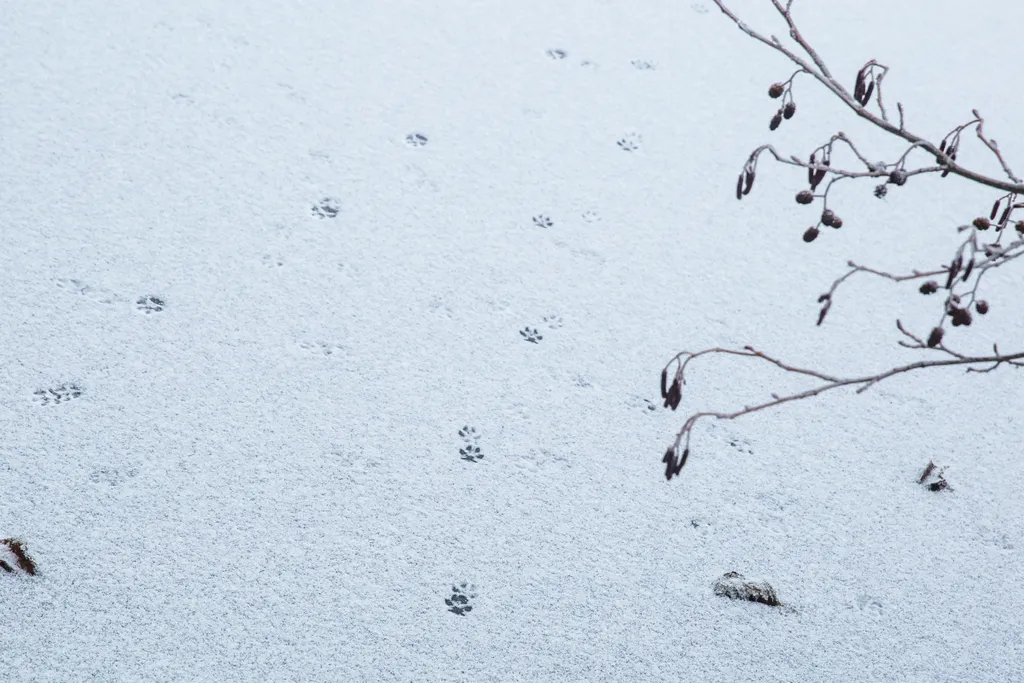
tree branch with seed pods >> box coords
[660,0,1024,481]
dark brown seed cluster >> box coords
[821,210,843,228]
[1016,221,1024,234]
[770,111,783,131]
[949,307,972,327]
[919,280,938,294]
[874,184,888,199]
[807,152,829,190]
[735,167,756,200]
[795,190,814,205]
[926,327,944,348]
[973,217,991,231]
[768,83,785,98]
[888,169,908,186]
[660,368,681,411]
[976,300,989,314]
[783,102,796,119]
[803,226,819,242]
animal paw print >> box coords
[631,60,656,70]
[261,254,284,268]
[542,314,563,329]
[546,49,567,60]
[581,210,600,223]
[33,384,82,406]
[405,133,428,147]
[458,426,484,462]
[532,214,553,229]
[298,341,345,356]
[727,436,753,455]
[617,133,641,152]
[136,295,165,314]
[520,327,543,344]
[445,582,477,615]
[311,197,340,219]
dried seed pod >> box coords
[783,101,796,119]
[1016,220,1024,234]
[811,169,826,190]
[743,170,755,195]
[888,169,908,186]
[976,300,989,314]
[768,83,785,98]
[874,184,888,199]
[816,300,831,326]
[961,258,975,282]
[945,255,962,289]
[770,111,783,131]
[854,69,866,102]
[862,80,875,105]
[803,226,820,242]
[660,368,668,399]
[998,204,1011,226]
[821,209,836,226]
[796,190,814,205]
[808,153,816,184]
[831,216,843,228]
[927,327,944,348]
[736,174,744,200]
[973,217,991,230]
[919,280,939,294]
[990,199,1001,220]
[939,139,947,153]
[663,379,682,410]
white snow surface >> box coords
[2,1,1023,680]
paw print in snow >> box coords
[33,384,82,406]
[458,426,484,462]
[405,133,428,147]
[617,133,641,152]
[520,327,543,344]
[459,444,483,463]
[136,295,165,314]
[445,583,477,615]
[542,315,563,329]
[312,197,340,219]
[261,254,284,268]
[532,215,553,229]
[581,210,600,223]
[631,60,656,70]
[546,49,567,60]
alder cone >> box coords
[803,226,819,242]
[796,190,814,204]
[927,327,944,348]
[768,83,784,98]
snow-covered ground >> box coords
[2,1,1022,680]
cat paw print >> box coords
[546,49,567,60]
[311,197,341,219]
[581,210,600,223]
[445,582,477,615]
[631,60,656,70]
[405,132,428,147]
[298,341,345,356]
[520,327,543,344]
[136,295,165,314]
[261,254,284,268]
[617,133,642,152]
[33,384,83,406]
[542,315,563,329]
[458,426,484,462]
[727,436,753,455]
[532,214,553,229]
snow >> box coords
[2,0,1022,680]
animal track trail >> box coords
[136,295,165,314]
[297,341,346,357]
[55,278,122,305]
[311,197,341,219]
[532,214,553,229]
[89,466,139,486]
[33,384,83,406]
[617,133,642,152]
[445,582,477,615]
[405,133,429,147]
[458,426,484,463]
